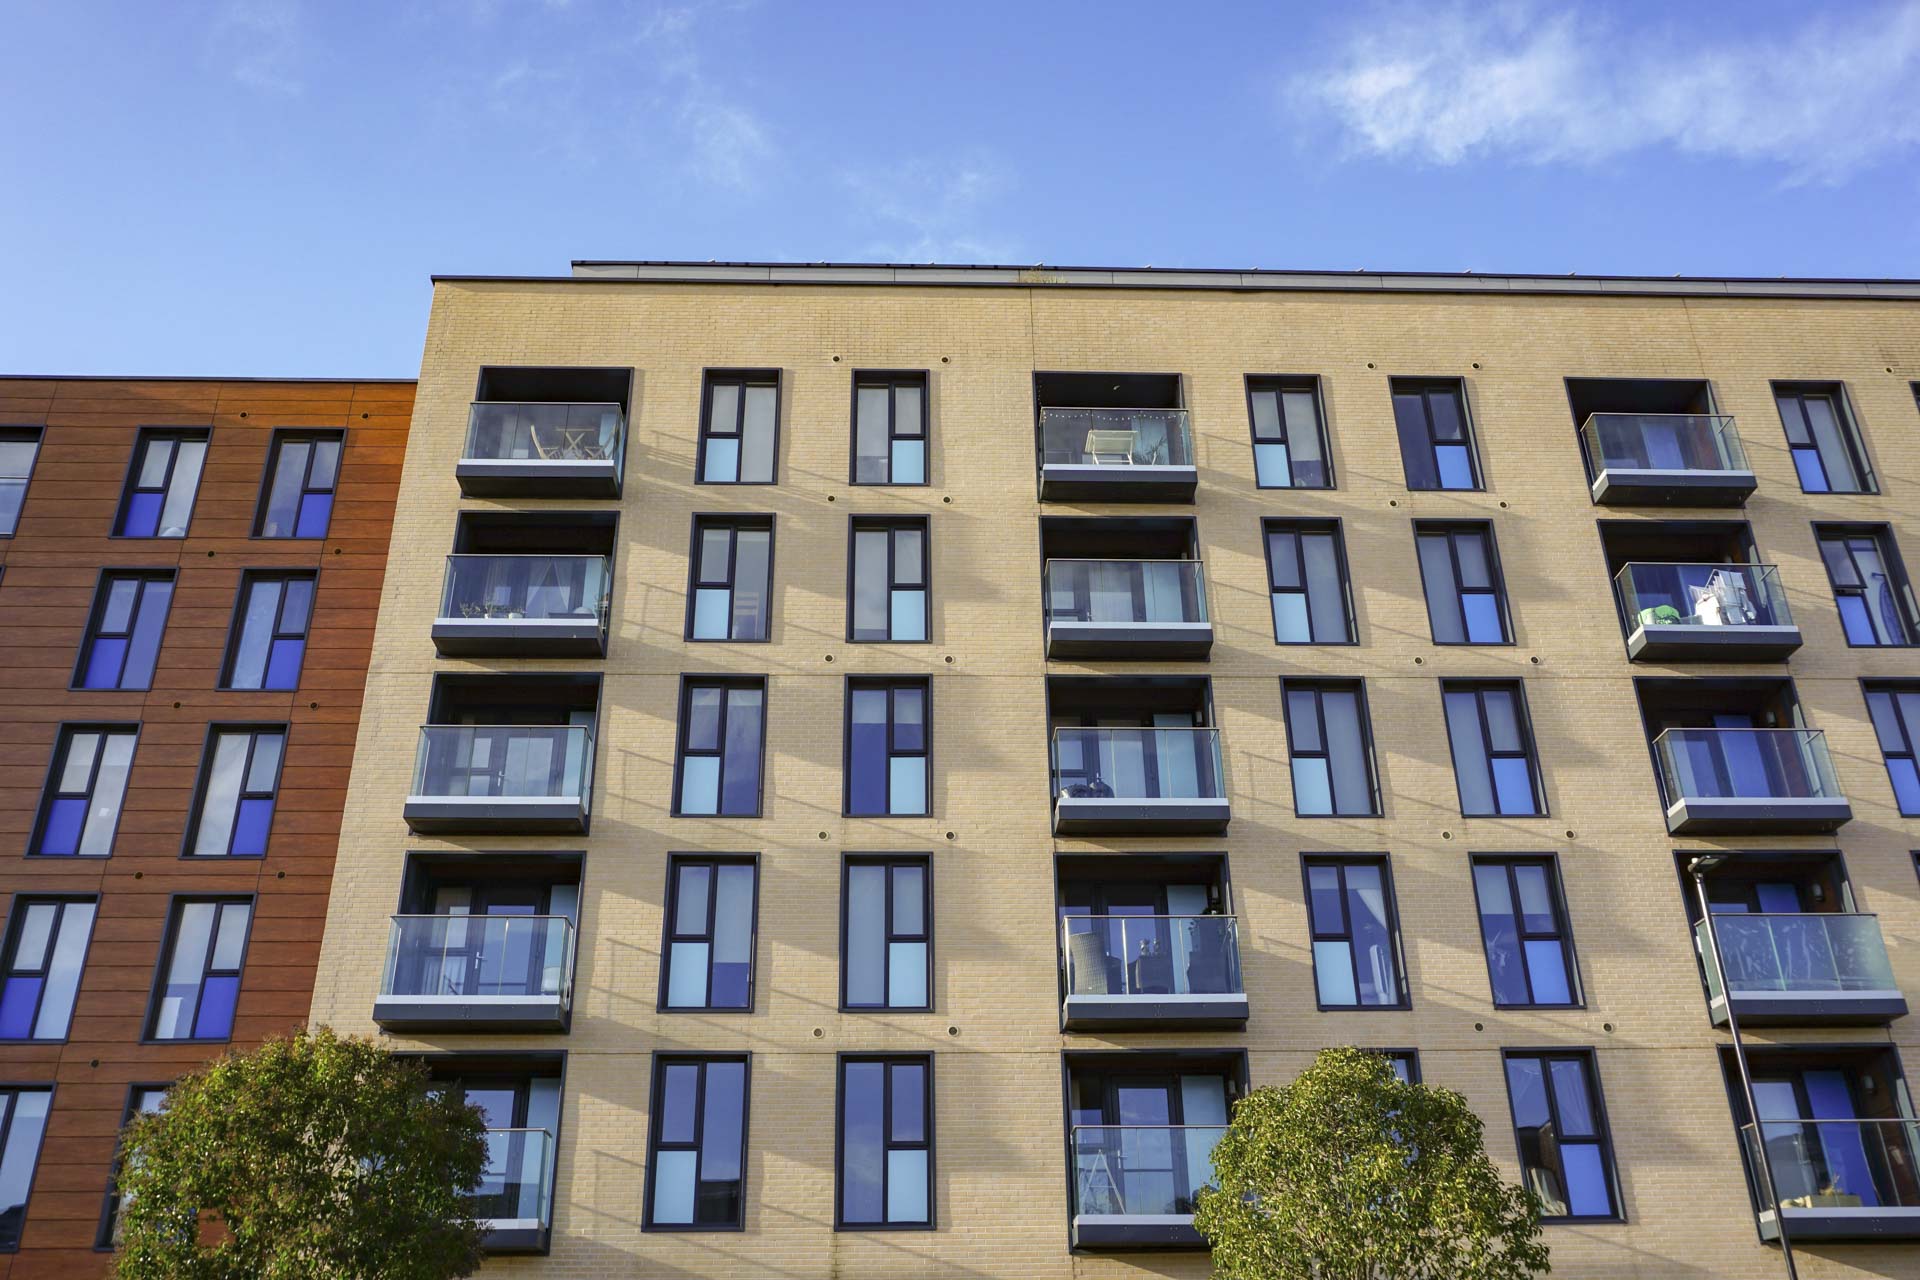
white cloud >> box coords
[842,153,1016,263]
[211,0,304,95]
[1297,1,1920,181]
[627,0,774,190]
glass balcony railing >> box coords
[411,726,594,809]
[382,915,575,1006]
[467,1128,555,1226]
[1071,1125,1225,1217]
[1581,413,1748,475]
[1741,1118,1920,1214]
[463,402,625,469]
[1051,727,1225,801]
[1062,915,1242,999]
[1040,408,1193,468]
[438,555,609,627]
[1698,914,1896,1002]
[1653,728,1842,805]
[1616,563,1792,630]
[1044,560,1208,626]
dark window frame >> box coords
[1500,1047,1624,1224]
[657,853,761,1013]
[141,895,254,1045]
[0,895,99,1043]
[112,428,210,540]
[1390,377,1483,491]
[1366,1048,1422,1084]
[1244,374,1334,490]
[850,370,930,487]
[251,428,345,539]
[1468,854,1583,1009]
[696,369,782,486]
[0,1081,55,1253]
[1280,678,1382,817]
[1300,853,1410,1011]
[1439,679,1548,817]
[846,516,930,643]
[642,1052,753,1233]
[834,1052,936,1231]
[218,570,317,691]
[28,723,140,859]
[1261,517,1358,645]
[0,426,44,539]
[1773,381,1876,495]
[72,569,176,691]
[180,723,289,859]
[95,1080,171,1250]
[843,676,932,817]
[684,514,776,643]
[670,676,768,818]
[1413,520,1513,646]
[1863,679,1920,816]
[1814,523,1917,648]
[839,854,934,1013]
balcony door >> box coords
[1073,1072,1229,1216]
[1752,1071,1885,1208]
[1061,884,1212,997]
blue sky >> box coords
[3,0,1918,377]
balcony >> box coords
[404,725,593,834]
[1699,914,1905,1026]
[1581,413,1756,506]
[431,556,610,658]
[1044,560,1211,659]
[1039,408,1196,502]
[1062,915,1245,1030]
[1616,563,1801,662]
[1653,728,1850,834]
[468,1127,556,1253]
[1051,727,1229,834]
[457,402,625,497]
[374,915,576,1033]
[1744,1119,1920,1242]
[1070,1124,1222,1250]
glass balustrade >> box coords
[1581,413,1747,475]
[1698,914,1895,1002]
[1040,408,1193,468]
[1616,563,1791,631]
[1653,728,1841,805]
[464,402,624,469]
[1741,1118,1920,1214]
[1071,1125,1225,1217]
[382,915,575,1005]
[466,1128,556,1226]
[411,726,593,808]
[1044,560,1207,626]
[438,555,609,626]
[1062,915,1241,1000]
[1051,727,1225,801]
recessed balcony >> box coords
[1616,562,1801,662]
[404,725,594,834]
[469,1127,556,1253]
[1070,1123,1221,1249]
[1581,413,1756,506]
[431,555,611,658]
[457,402,625,497]
[1062,914,1246,1030]
[1039,407,1196,502]
[1745,1118,1920,1242]
[1698,913,1904,1025]
[374,914,576,1033]
[1051,727,1228,834]
[1044,559,1211,659]
[1653,727,1850,833]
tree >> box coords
[1194,1047,1549,1280]
[114,1027,490,1280]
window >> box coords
[1246,377,1331,488]
[0,429,40,536]
[1816,526,1916,647]
[254,431,342,537]
[837,1055,932,1229]
[31,726,136,857]
[0,897,96,1040]
[1502,1051,1619,1220]
[1776,383,1874,494]
[661,857,758,1010]
[1391,378,1479,490]
[1471,857,1578,1007]
[1281,680,1379,816]
[646,1055,749,1230]
[845,679,929,817]
[1442,681,1544,816]
[1865,682,1920,815]
[1263,519,1354,644]
[853,373,927,485]
[842,857,930,1010]
[674,679,765,817]
[697,371,779,484]
[185,727,286,857]
[1368,1050,1421,1084]
[1302,855,1405,1008]
[147,898,251,1042]
[1415,522,1510,644]
[0,1087,51,1250]
[687,516,772,641]
[221,573,315,690]
[115,430,207,538]
[76,573,175,691]
[98,1084,168,1246]
[849,518,928,642]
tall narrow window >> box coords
[837,1055,933,1229]
[98,1084,169,1246]
[849,518,928,642]
[853,373,927,485]
[1471,857,1578,1007]
[1776,383,1874,494]
[1391,378,1480,490]
[185,727,286,857]
[1246,377,1331,488]
[1282,680,1379,816]
[1503,1051,1618,1220]
[148,898,251,1042]
[254,431,343,538]
[0,897,97,1040]
[221,572,315,690]
[1415,522,1510,644]
[32,726,137,857]
[646,1055,749,1230]
[688,516,772,641]
[698,371,779,484]
[842,857,931,1011]
[115,430,207,538]
[75,572,175,690]
[1865,682,1920,815]
[0,429,40,536]
[661,857,758,1010]
[674,679,766,817]
[1442,681,1544,816]
[845,679,929,816]
[1303,855,1405,1008]
[1817,526,1916,647]
[0,1087,52,1250]
[1263,519,1354,644]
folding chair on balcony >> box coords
[1085,428,1139,465]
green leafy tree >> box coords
[114,1027,489,1280]
[1195,1047,1549,1280]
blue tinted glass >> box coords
[264,639,304,690]
[83,637,128,689]
[1561,1143,1612,1216]
[124,581,172,686]
[1889,759,1920,815]
[1474,866,1528,1005]
[279,579,314,634]
[842,1062,885,1222]
[890,1063,925,1142]
[1524,940,1572,1004]
[1791,448,1829,492]
[0,978,42,1039]
[1492,757,1537,814]
[192,974,239,1039]
[39,797,86,856]
[709,962,750,1008]
[295,493,332,538]
[121,491,162,537]
[1254,442,1290,487]
[231,798,273,857]
[1291,758,1332,815]
[1837,596,1879,645]
[701,1062,745,1181]
[1435,444,1474,489]
[1462,594,1503,643]
[848,699,889,816]
[1504,1058,1550,1128]
[660,1064,698,1144]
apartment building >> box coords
[306,262,1920,1278]
[0,376,411,1277]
